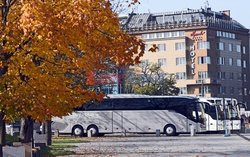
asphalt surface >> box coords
[63,133,250,157]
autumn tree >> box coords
[0,0,143,154]
[124,62,179,95]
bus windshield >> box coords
[228,103,240,120]
[203,103,218,120]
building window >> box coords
[164,32,171,38]
[229,58,233,66]
[232,34,235,39]
[179,31,185,36]
[243,60,247,68]
[179,87,187,95]
[230,87,234,95]
[156,32,164,38]
[217,31,222,37]
[229,44,233,52]
[198,41,210,49]
[219,86,226,94]
[199,86,210,95]
[225,32,229,38]
[158,58,166,66]
[141,31,185,39]
[217,42,225,50]
[244,88,248,96]
[229,73,234,80]
[142,34,149,39]
[198,56,211,64]
[175,42,186,51]
[217,31,235,39]
[218,72,226,80]
[149,33,156,39]
[238,73,242,81]
[198,71,209,79]
[176,57,186,65]
[172,32,178,37]
[237,59,241,67]
[176,72,186,80]
[243,46,246,54]
[236,45,241,53]
[217,57,225,65]
[243,74,247,82]
[157,44,166,52]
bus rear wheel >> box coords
[87,125,99,137]
[164,124,176,136]
[72,125,84,136]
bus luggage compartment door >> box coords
[112,111,123,133]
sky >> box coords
[134,0,250,28]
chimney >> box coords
[223,10,231,18]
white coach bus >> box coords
[52,95,213,136]
[205,97,241,131]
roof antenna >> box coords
[204,0,210,9]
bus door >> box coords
[186,103,205,132]
[203,103,218,131]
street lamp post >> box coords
[223,96,231,137]
[201,79,204,97]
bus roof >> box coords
[106,94,199,100]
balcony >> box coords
[186,78,220,86]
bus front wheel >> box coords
[87,125,99,137]
[164,124,176,136]
[72,125,84,136]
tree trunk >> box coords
[41,122,46,134]
[45,120,52,145]
[20,117,33,143]
[0,112,5,157]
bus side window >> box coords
[129,98,154,110]
[97,99,112,110]
[85,99,112,110]
[112,98,127,110]
[113,98,155,110]
[75,102,93,111]
[152,98,167,110]
[168,104,187,118]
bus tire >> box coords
[72,125,84,136]
[164,124,176,136]
[87,125,99,137]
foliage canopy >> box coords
[0,0,144,121]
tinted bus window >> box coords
[204,103,217,120]
[81,99,112,111]
[151,98,168,109]
[112,98,155,110]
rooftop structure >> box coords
[121,8,247,33]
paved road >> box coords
[64,134,250,157]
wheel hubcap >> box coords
[89,128,96,135]
[166,127,173,134]
[74,128,82,135]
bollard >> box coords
[87,130,92,137]
[156,129,160,137]
[190,125,196,137]
[224,128,231,137]
[54,130,59,138]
